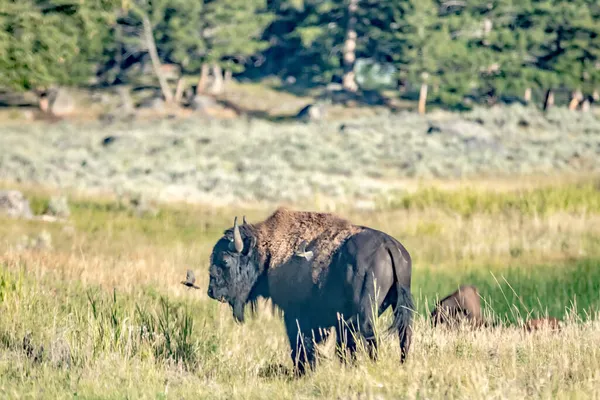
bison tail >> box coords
[385,242,414,360]
[389,284,414,335]
[389,284,414,362]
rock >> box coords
[0,190,33,219]
[116,86,134,114]
[190,95,218,112]
[427,120,493,141]
[128,193,159,218]
[426,125,442,134]
[326,83,343,92]
[45,195,70,218]
[101,136,117,146]
[20,109,36,121]
[296,103,327,122]
[33,230,52,250]
[90,91,112,105]
[137,96,166,111]
[354,199,377,211]
[16,230,52,251]
[49,88,76,117]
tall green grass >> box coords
[415,258,600,324]
[385,180,600,216]
[0,267,212,373]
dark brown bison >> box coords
[206,207,413,376]
[524,317,561,332]
[430,285,484,328]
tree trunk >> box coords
[116,86,134,114]
[197,63,210,95]
[38,94,50,114]
[418,83,428,115]
[45,88,60,115]
[568,89,583,110]
[224,69,233,87]
[342,0,359,93]
[524,87,531,103]
[141,12,174,103]
[210,64,224,94]
[568,97,579,110]
[543,89,554,111]
[581,99,590,112]
[174,77,185,104]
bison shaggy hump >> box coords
[233,207,364,270]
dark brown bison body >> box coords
[524,317,561,332]
[207,208,414,376]
[430,285,484,328]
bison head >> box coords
[207,216,261,323]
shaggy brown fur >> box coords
[242,207,363,273]
[524,317,561,332]
[430,285,484,328]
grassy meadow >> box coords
[1,176,600,398]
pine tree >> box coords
[542,0,600,97]
[268,0,347,85]
[475,0,599,104]
[201,0,273,91]
[0,0,117,95]
[369,0,480,107]
[258,0,378,86]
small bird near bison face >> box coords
[181,269,201,289]
[524,317,561,332]
[430,285,484,328]
[206,207,414,376]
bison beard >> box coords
[207,208,414,376]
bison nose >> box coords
[207,286,214,298]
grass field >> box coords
[1,177,600,399]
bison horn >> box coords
[243,215,248,225]
[233,216,244,253]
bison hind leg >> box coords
[335,320,356,363]
[335,318,378,364]
[335,310,381,363]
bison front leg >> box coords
[283,314,321,377]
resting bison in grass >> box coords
[430,285,484,328]
[524,317,561,332]
[207,207,414,376]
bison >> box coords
[524,317,561,332]
[206,207,414,376]
[430,285,484,328]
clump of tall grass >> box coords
[0,267,204,373]
[75,288,202,370]
[134,296,197,368]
